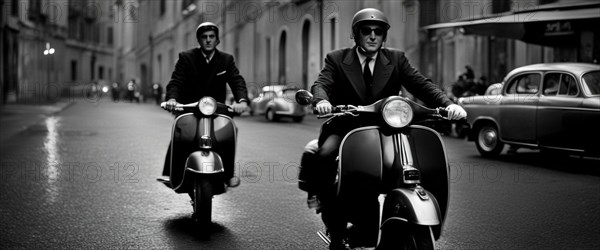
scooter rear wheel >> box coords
[193,177,213,230]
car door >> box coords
[499,72,541,144]
[537,72,585,151]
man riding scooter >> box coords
[158,22,249,188]
[306,8,466,249]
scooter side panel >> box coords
[338,128,383,197]
[214,115,237,147]
[170,114,201,192]
[381,188,440,226]
[404,125,449,239]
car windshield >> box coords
[582,71,600,96]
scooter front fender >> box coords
[185,151,225,174]
[381,188,441,227]
[172,151,224,192]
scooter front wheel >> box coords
[379,221,434,250]
[193,176,213,230]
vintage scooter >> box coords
[158,97,237,231]
[296,90,457,249]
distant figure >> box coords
[111,82,120,101]
[152,83,163,105]
[463,65,475,80]
[472,76,488,95]
[127,79,139,103]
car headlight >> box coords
[199,97,217,115]
[382,99,413,128]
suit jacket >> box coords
[166,48,248,104]
[311,47,452,108]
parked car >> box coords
[458,63,600,157]
[250,85,306,122]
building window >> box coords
[419,0,439,26]
[302,20,310,89]
[157,54,162,83]
[11,0,19,16]
[266,37,271,84]
[71,60,78,81]
[107,27,113,45]
[330,17,336,51]
[28,0,41,21]
[279,31,287,84]
[94,24,100,43]
[99,66,104,80]
[160,0,166,16]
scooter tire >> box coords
[193,177,213,230]
[379,222,434,250]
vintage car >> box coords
[458,63,600,157]
[250,85,306,122]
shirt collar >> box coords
[356,47,378,65]
[201,50,215,63]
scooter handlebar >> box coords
[161,101,236,115]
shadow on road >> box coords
[163,215,231,243]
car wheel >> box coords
[293,116,303,122]
[475,124,504,157]
[265,109,279,121]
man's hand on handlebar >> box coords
[315,100,332,115]
[165,98,183,112]
[231,101,248,114]
[445,104,467,120]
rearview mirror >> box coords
[295,90,313,106]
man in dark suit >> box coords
[310,8,466,249]
[161,22,249,187]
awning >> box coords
[422,7,600,47]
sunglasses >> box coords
[359,27,384,36]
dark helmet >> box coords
[351,8,390,39]
[196,22,220,42]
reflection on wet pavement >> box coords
[43,116,61,204]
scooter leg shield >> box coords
[298,139,319,192]
[381,188,441,228]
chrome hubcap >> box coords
[479,127,497,151]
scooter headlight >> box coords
[382,99,413,128]
[198,97,217,115]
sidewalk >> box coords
[0,100,74,142]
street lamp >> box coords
[43,42,55,101]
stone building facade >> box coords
[1,0,116,104]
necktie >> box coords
[363,57,372,86]
[364,57,373,102]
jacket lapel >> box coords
[371,49,393,97]
[341,47,369,104]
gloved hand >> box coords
[315,100,332,115]
[165,98,183,112]
[445,104,467,120]
[231,101,249,114]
